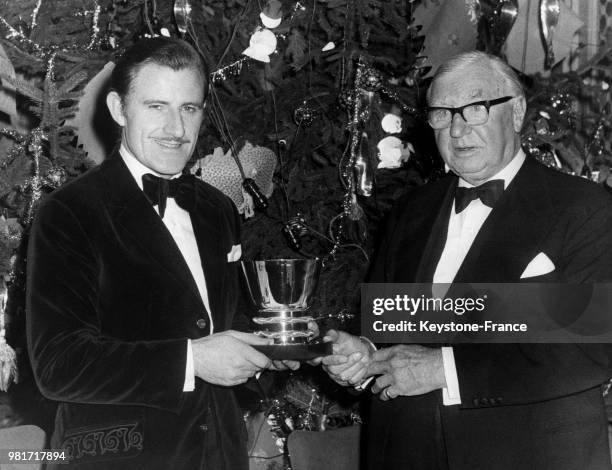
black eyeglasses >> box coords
[427,96,514,129]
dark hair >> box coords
[109,37,209,101]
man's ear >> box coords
[106,91,126,127]
[512,96,526,133]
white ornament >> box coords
[242,28,277,63]
[377,136,414,169]
[381,113,402,134]
[260,0,282,28]
[321,41,335,51]
[260,12,282,28]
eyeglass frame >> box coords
[426,96,515,129]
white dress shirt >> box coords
[120,145,211,392]
[436,150,526,405]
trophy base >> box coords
[254,340,333,361]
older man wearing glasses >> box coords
[319,51,612,469]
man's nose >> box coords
[449,112,471,138]
[164,108,185,137]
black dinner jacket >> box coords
[27,153,250,470]
[366,156,612,470]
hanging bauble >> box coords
[381,113,402,134]
[242,178,268,211]
[44,166,67,188]
[283,224,303,251]
[338,89,356,111]
[487,0,518,55]
[242,28,277,63]
[286,214,308,236]
[377,136,413,169]
[282,214,308,251]
[360,66,383,92]
[260,0,282,29]
[540,0,560,68]
[534,116,550,136]
[293,102,317,127]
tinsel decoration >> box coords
[0,278,17,392]
[86,0,102,50]
[0,14,46,58]
[353,132,373,197]
[30,0,43,30]
[24,128,45,224]
[1,58,87,168]
[314,308,355,326]
[331,62,371,258]
[337,89,356,112]
[210,58,246,84]
[358,65,383,92]
[293,102,317,127]
[0,0,114,62]
[44,166,68,189]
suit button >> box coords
[196,318,207,329]
[199,424,208,432]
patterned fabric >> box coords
[61,423,144,463]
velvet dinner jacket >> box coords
[26,154,250,470]
[366,156,612,470]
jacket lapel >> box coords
[414,178,457,282]
[454,157,555,283]
[101,156,205,310]
[190,184,226,326]
[387,175,457,283]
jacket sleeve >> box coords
[26,197,188,413]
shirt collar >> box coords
[457,149,526,189]
[119,144,182,191]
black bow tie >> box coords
[454,179,504,213]
[142,173,197,218]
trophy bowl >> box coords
[241,259,332,360]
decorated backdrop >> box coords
[0,1,612,468]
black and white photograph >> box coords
[1,1,612,469]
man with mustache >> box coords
[321,51,612,469]
[26,37,275,469]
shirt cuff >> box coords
[354,336,377,391]
[441,347,461,405]
[183,339,195,392]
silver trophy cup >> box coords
[241,259,332,360]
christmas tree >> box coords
[1,1,612,466]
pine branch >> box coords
[0,74,43,101]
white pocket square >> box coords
[227,244,242,263]
[520,252,555,279]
